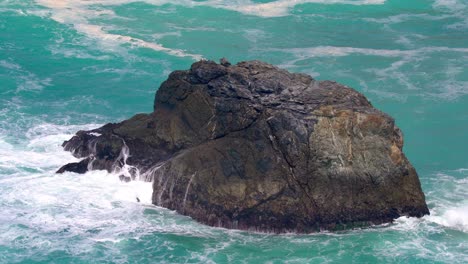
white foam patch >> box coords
[427,205,468,232]
[370,56,420,91]
[49,46,112,60]
[34,0,203,60]
[35,0,386,19]
[272,46,468,100]
[276,46,468,58]
[0,60,22,71]
[433,0,466,11]
[0,123,101,173]
[429,80,468,100]
[392,171,468,234]
[424,172,468,233]
[364,13,451,24]
[228,0,386,17]
[446,17,468,30]
[432,0,468,29]
[0,121,218,258]
[0,170,155,247]
[0,59,52,93]
[243,28,268,44]
[424,60,468,100]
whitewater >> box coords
[0,0,467,263]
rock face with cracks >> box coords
[58,59,429,233]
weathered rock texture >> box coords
[58,59,429,233]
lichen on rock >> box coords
[58,59,429,233]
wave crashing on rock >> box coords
[58,59,429,233]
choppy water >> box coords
[0,0,467,263]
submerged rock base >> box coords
[58,59,429,233]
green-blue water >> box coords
[1,0,467,263]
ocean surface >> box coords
[0,0,467,263]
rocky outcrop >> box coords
[58,59,429,233]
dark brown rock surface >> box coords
[58,59,429,233]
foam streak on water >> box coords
[35,0,386,18]
[34,0,204,61]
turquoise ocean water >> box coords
[0,0,467,263]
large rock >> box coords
[58,59,429,233]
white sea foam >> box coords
[384,207,467,262]
[0,60,21,70]
[424,60,468,100]
[35,0,386,19]
[433,0,468,29]
[0,123,100,173]
[424,171,468,233]
[391,170,468,234]
[364,13,451,24]
[243,28,269,45]
[0,121,218,258]
[272,45,468,100]
[34,0,203,60]
[433,0,466,11]
[0,170,155,245]
[427,205,468,232]
[429,80,468,100]
[0,59,52,93]
[0,122,151,251]
[276,46,468,58]
[227,0,386,17]
[49,46,112,60]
